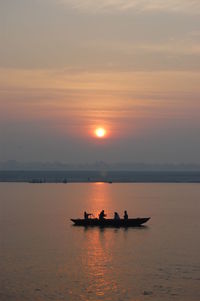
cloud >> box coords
[57,0,200,14]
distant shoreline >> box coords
[0,170,200,183]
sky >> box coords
[0,0,200,163]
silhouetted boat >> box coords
[71,217,150,227]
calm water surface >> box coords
[0,183,200,301]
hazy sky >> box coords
[0,0,200,163]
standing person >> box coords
[124,210,128,220]
[99,210,106,221]
[114,212,120,220]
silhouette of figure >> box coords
[124,210,128,220]
[114,212,120,220]
[99,210,106,221]
[84,211,92,220]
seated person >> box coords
[84,211,92,220]
[114,212,120,220]
[124,210,128,220]
[99,210,106,221]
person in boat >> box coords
[124,210,128,220]
[114,212,120,220]
[84,211,92,220]
[99,210,106,221]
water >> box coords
[0,183,200,301]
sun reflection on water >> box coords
[85,183,115,219]
[65,183,149,300]
[81,228,119,299]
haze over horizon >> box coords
[1,160,200,172]
[1,0,200,163]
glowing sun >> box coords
[95,127,106,138]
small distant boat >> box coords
[71,217,150,227]
[29,179,44,183]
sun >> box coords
[95,127,106,138]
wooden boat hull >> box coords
[71,217,150,227]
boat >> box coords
[71,217,150,227]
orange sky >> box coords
[0,0,200,163]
